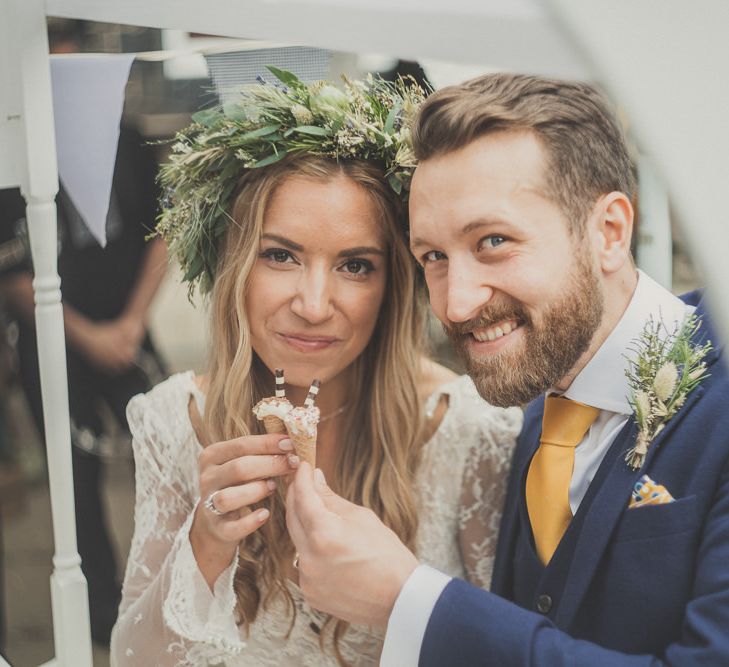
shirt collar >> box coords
[562,270,691,415]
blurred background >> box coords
[0,17,702,666]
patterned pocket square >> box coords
[629,474,675,509]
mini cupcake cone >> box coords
[285,380,321,467]
[288,429,317,467]
[261,413,288,434]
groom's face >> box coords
[409,130,604,407]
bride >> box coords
[110,70,522,666]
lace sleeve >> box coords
[110,381,245,667]
[458,404,522,590]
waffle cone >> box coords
[261,414,287,434]
[287,430,317,467]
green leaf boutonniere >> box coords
[624,313,712,470]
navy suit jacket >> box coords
[420,291,729,666]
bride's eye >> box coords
[260,248,296,264]
[340,259,374,276]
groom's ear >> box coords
[590,191,634,274]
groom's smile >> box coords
[470,318,521,343]
[409,130,605,407]
[455,310,529,357]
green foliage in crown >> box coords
[154,67,427,294]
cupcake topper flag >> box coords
[304,379,321,407]
[275,368,286,398]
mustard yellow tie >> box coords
[526,396,599,564]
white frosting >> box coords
[284,406,320,437]
[252,397,292,420]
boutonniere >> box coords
[624,313,712,470]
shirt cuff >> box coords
[380,564,451,667]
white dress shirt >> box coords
[380,270,691,666]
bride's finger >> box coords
[210,479,277,514]
[202,434,294,465]
[216,453,293,488]
[217,506,271,543]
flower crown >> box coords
[154,67,427,294]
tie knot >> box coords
[541,396,599,448]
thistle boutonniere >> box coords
[624,313,712,470]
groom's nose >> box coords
[445,262,493,323]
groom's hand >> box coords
[286,462,419,628]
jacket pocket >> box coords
[611,494,698,543]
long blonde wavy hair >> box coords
[203,154,428,664]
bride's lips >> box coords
[277,332,341,352]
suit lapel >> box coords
[554,384,707,628]
[491,397,543,596]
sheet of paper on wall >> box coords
[50,54,135,248]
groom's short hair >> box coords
[411,73,637,232]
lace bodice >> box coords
[110,372,522,666]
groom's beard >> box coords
[444,256,604,408]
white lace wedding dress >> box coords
[110,371,522,666]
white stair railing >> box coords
[11,0,93,664]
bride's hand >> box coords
[190,433,296,588]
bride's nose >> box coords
[290,265,335,324]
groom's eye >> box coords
[422,250,446,264]
[479,235,507,250]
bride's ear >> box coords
[591,191,634,274]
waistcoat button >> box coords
[536,594,553,614]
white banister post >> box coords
[14,0,92,665]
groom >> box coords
[286,73,729,665]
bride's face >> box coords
[246,173,388,391]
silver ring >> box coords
[293,553,300,569]
[204,490,225,516]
